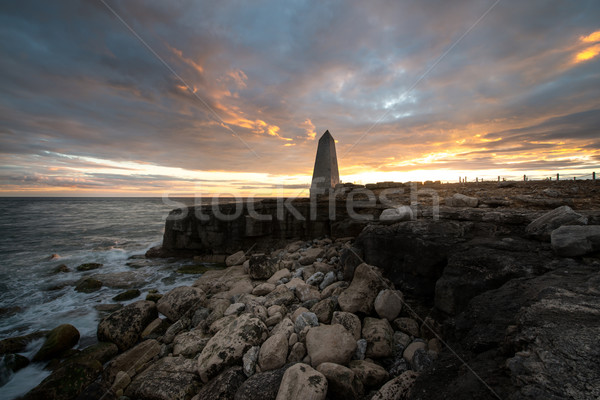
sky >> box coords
[1,0,600,196]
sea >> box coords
[0,197,215,399]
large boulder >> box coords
[445,193,478,207]
[374,289,403,321]
[362,317,394,358]
[306,324,356,367]
[33,324,80,361]
[526,205,587,240]
[125,356,199,400]
[157,286,206,322]
[234,363,293,400]
[338,263,388,314]
[173,330,211,357]
[331,311,361,340]
[197,313,268,382]
[97,300,157,351]
[103,339,161,383]
[551,225,600,257]
[371,370,419,400]
[348,360,389,388]
[226,250,247,267]
[249,254,279,280]
[379,206,413,222]
[258,332,288,371]
[275,363,328,400]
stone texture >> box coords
[310,298,336,324]
[235,364,293,400]
[253,282,276,296]
[264,285,296,308]
[371,370,419,400]
[348,360,389,388]
[294,312,319,334]
[173,330,211,357]
[331,311,362,341]
[551,225,600,257]
[526,205,587,240]
[243,346,260,377]
[379,206,414,222]
[362,317,394,358]
[97,300,157,352]
[125,356,199,400]
[317,362,362,400]
[338,263,388,314]
[258,332,288,371]
[226,250,247,267]
[276,363,328,400]
[374,289,403,321]
[103,339,161,383]
[195,366,246,400]
[306,324,356,367]
[393,318,420,338]
[445,193,479,207]
[157,286,206,322]
[197,313,268,382]
[403,341,426,363]
[249,254,279,280]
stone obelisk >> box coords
[310,130,340,197]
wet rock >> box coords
[338,263,388,314]
[249,254,279,280]
[76,262,103,271]
[103,339,161,383]
[0,331,49,355]
[33,324,80,362]
[197,313,268,382]
[195,366,246,400]
[362,317,394,358]
[146,292,163,302]
[125,356,199,400]
[526,205,587,240]
[243,346,260,377]
[258,332,288,371]
[97,300,157,352]
[374,289,404,321]
[306,324,356,367]
[275,363,327,400]
[317,362,362,400]
[157,286,206,322]
[53,264,70,273]
[74,278,102,293]
[112,289,141,302]
[348,360,389,388]
[331,311,361,341]
[1,353,29,374]
[551,225,600,257]
[370,370,418,400]
[226,250,247,267]
[94,271,150,289]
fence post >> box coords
[523,174,527,182]
[557,173,559,181]
[593,172,596,181]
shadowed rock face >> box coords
[310,130,340,197]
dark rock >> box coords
[103,339,160,384]
[94,304,123,313]
[195,366,246,400]
[551,225,600,257]
[53,264,70,273]
[411,348,433,372]
[525,205,587,240]
[0,331,48,355]
[248,254,278,280]
[76,263,103,271]
[33,324,80,362]
[146,293,163,302]
[234,363,294,400]
[157,286,206,322]
[125,356,199,400]
[338,263,388,314]
[112,289,141,302]
[97,300,157,352]
[74,278,102,293]
[2,353,30,372]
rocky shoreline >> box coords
[1,181,599,399]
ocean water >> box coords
[0,197,210,398]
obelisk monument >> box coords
[310,130,340,196]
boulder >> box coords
[287,342,306,363]
[310,298,336,324]
[275,363,328,400]
[379,206,414,222]
[76,262,103,271]
[403,341,426,363]
[270,318,295,339]
[264,285,296,308]
[348,360,389,388]
[195,366,246,400]
[316,362,362,400]
[371,370,419,400]
[306,272,325,286]
[306,324,356,367]
[243,346,260,377]
[157,286,206,321]
[393,318,420,337]
[445,193,478,207]
[526,205,587,240]
[235,363,293,400]
[103,339,161,383]
[551,225,600,257]
[374,289,403,321]
[298,247,325,265]
[125,356,199,400]
[197,313,268,382]
[319,271,337,290]
[249,254,279,280]
[226,250,247,267]
[331,311,361,340]
[253,282,276,296]
[258,332,288,371]
[294,312,319,334]
[74,278,102,293]
[33,324,80,361]
[362,317,394,358]
[112,289,141,301]
[97,300,157,352]
[173,330,211,357]
[294,282,321,303]
[338,263,388,314]
[267,268,292,284]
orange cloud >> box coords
[302,118,316,140]
[575,43,600,63]
[580,30,600,43]
[167,45,204,74]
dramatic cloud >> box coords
[0,0,599,195]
